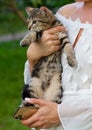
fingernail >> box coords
[25,98,30,101]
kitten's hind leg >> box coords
[64,44,77,67]
[29,77,44,99]
[22,77,43,106]
[44,73,63,104]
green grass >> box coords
[0,40,29,130]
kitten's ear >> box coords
[25,7,33,15]
[40,6,52,15]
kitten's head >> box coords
[25,6,56,31]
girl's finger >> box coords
[25,98,46,107]
[46,26,65,34]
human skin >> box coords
[21,98,61,128]
[26,26,65,72]
[21,0,92,129]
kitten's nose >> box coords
[28,26,31,30]
[28,22,32,30]
[28,24,31,30]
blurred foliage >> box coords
[0,0,74,35]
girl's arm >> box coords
[26,26,65,72]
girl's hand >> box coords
[39,26,65,57]
[27,26,65,69]
[21,98,61,129]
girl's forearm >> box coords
[28,59,39,73]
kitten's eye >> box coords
[33,21,36,24]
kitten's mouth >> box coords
[28,24,32,30]
[28,26,31,30]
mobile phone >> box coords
[13,105,39,120]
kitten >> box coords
[20,7,77,106]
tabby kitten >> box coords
[20,7,77,106]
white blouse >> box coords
[24,13,92,130]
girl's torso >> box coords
[40,13,92,130]
[56,13,92,92]
[27,9,92,130]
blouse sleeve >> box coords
[24,60,31,84]
[57,95,92,130]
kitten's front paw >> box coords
[20,39,30,47]
[67,57,77,67]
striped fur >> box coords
[20,7,77,106]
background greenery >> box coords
[0,0,74,130]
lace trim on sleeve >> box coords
[55,13,92,29]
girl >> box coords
[21,0,92,130]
